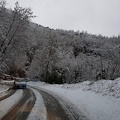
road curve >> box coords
[33,87,88,120]
[1,86,88,120]
[1,88,36,120]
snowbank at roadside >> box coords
[0,84,10,97]
[0,84,9,93]
[28,78,120,120]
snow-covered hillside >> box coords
[28,78,120,120]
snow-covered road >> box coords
[1,88,36,120]
[0,78,120,120]
[0,89,23,119]
[0,85,87,120]
[31,87,87,120]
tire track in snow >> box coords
[27,87,47,120]
[32,87,88,120]
[1,88,36,120]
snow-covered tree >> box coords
[0,1,34,55]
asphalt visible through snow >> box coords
[1,88,36,120]
[33,87,88,120]
[0,86,88,120]
[36,88,70,120]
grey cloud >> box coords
[6,0,120,36]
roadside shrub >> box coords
[5,65,26,78]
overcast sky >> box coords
[6,0,120,37]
